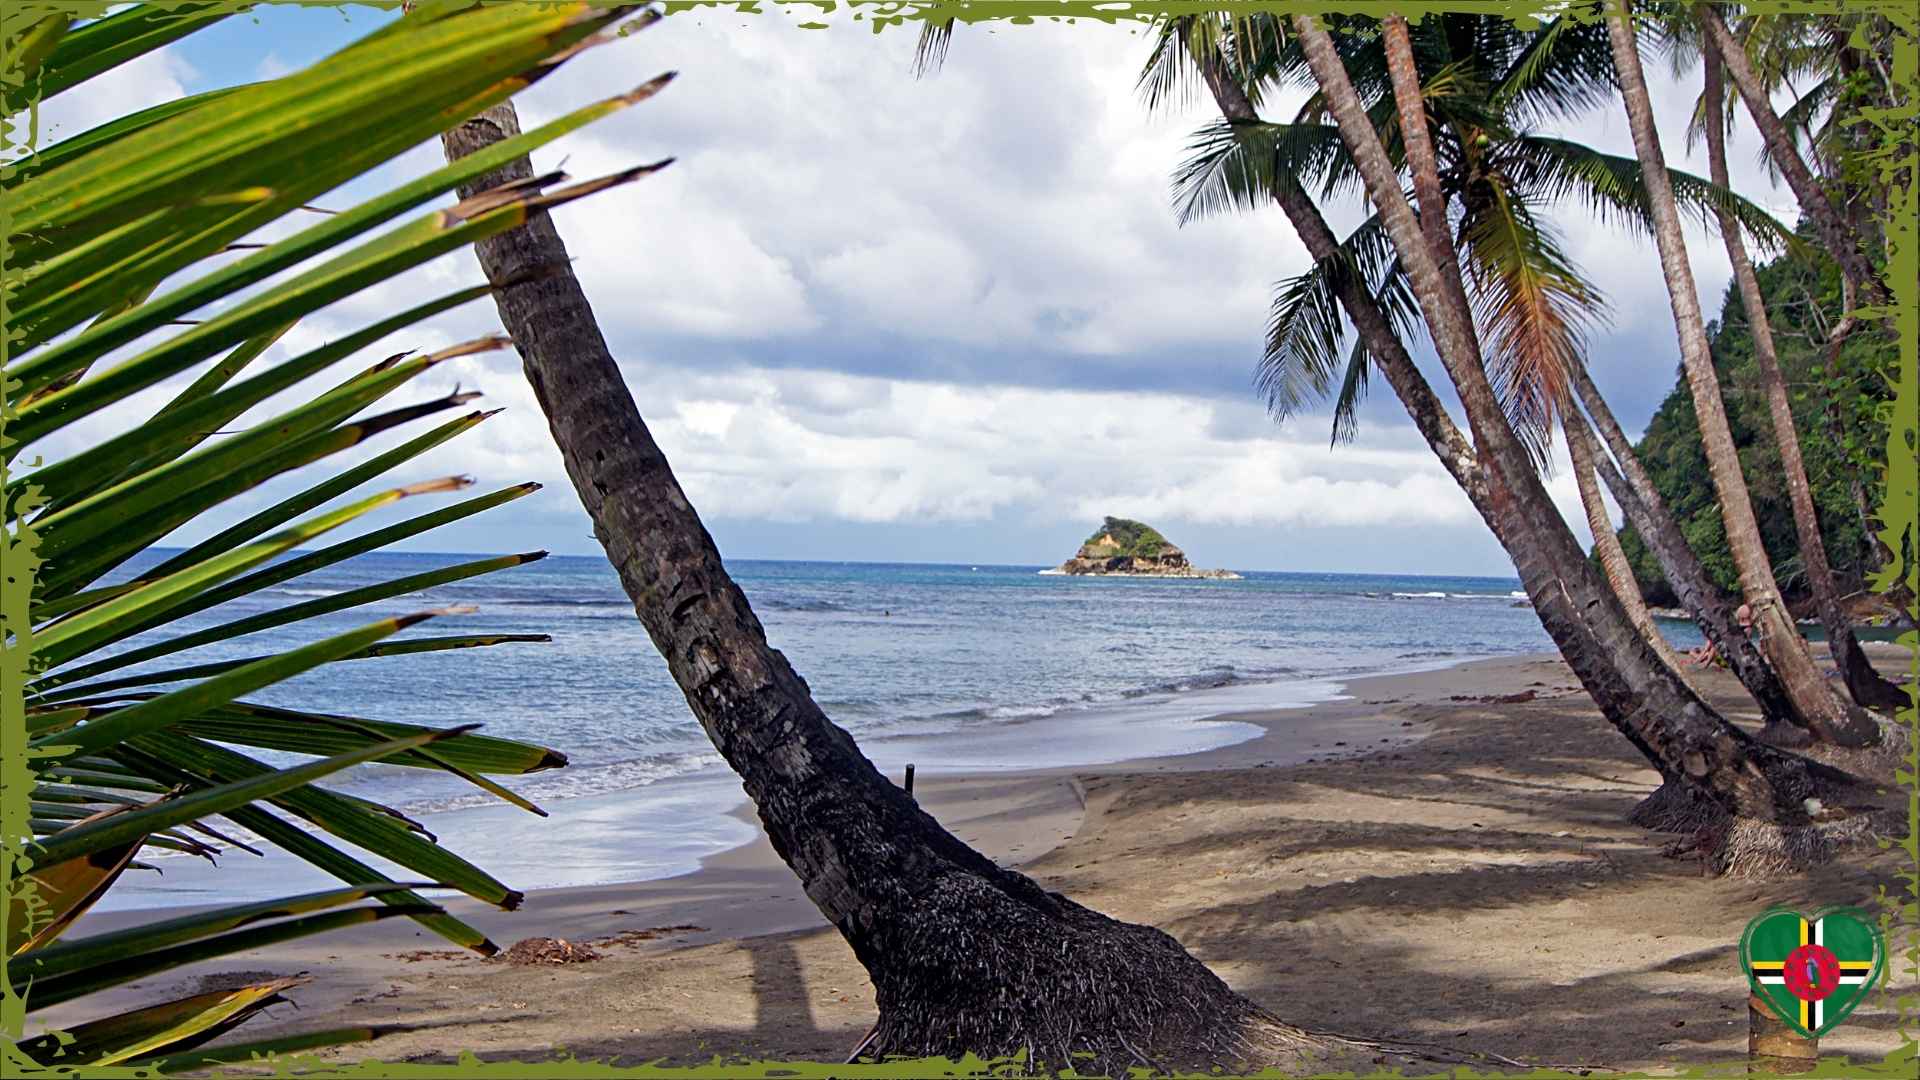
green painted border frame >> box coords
[0,1,1912,1076]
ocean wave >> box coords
[427,592,628,608]
[1380,590,1525,602]
[902,666,1261,731]
[1120,667,1243,697]
[396,750,725,815]
[760,598,850,613]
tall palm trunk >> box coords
[1604,2,1880,751]
[1695,5,1886,308]
[1271,18,1888,873]
[1569,365,1807,741]
[1565,410,1688,675]
[441,100,1338,1074]
[1380,15,1474,336]
[1702,50,1907,714]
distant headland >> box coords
[1041,517,1242,579]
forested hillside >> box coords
[1617,241,1896,611]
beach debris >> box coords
[592,924,708,949]
[386,949,468,964]
[494,937,601,965]
[1447,689,1537,704]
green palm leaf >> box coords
[2,0,679,1056]
[12,884,431,988]
[1505,134,1797,254]
[3,3,234,116]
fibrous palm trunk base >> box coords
[1630,771,1902,878]
[1793,718,1913,785]
[1753,719,1816,750]
[849,872,1370,1075]
[1629,777,1728,836]
[1709,811,1897,878]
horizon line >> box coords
[139,546,1526,581]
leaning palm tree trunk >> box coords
[1605,1,1881,752]
[1701,49,1907,715]
[1380,14,1475,334]
[1277,15,1890,872]
[1695,4,1886,308]
[439,100,1349,1075]
[1565,411,1688,675]
[1569,365,1808,741]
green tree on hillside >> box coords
[1618,245,1896,612]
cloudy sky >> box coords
[35,4,1799,577]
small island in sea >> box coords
[1042,516,1242,579]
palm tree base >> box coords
[1632,772,1899,877]
[1709,809,1897,877]
[1794,719,1912,785]
[1629,778,1725,835]
[848,872,1344,1075]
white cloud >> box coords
[504,13,1308,363]
[10,44,195,152]
[22,12,1805,577]
[453,369,1487,532]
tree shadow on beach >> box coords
[294,665,1909,1075]
[1017,676,1909,1073]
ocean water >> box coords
[79,552,1700,907]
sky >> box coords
[26,4,1804,577]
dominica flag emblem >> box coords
[1740,906,1883,1038]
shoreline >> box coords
[88,655,1474,912]
[41,656,1482,1031]
[38,649,1914,1071]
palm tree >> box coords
[1689,10,1902,583]
[1689,9,1903,580]
[1696,45,1907,713]
[1157,10,1893,871]
[1565,409,1687,675]
[6,2,661,1067]
[438,100,1371,1076]
[1568,363,1807,747]
[1166,11,1885,753]
[1171,11,1788,462]
[1694,4,1887,309]
[1157,10,1812,737]
[1603,1,1892,760]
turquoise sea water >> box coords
[87,552,1703,906]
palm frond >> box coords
[1504,135,1797,254]
[1489,14,1618,127]
[1171,118,1350,225]
[1457,183,1605,468]
[1257,214,1423,443]
[5,3,675,1060]
[1329,333,1373,446]
[912,18,954,76]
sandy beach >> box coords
[40,650,1915,1074]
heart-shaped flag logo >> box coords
[1741,905,1885,1039]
